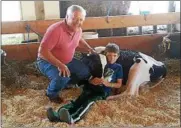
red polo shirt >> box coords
[39,20,82,64]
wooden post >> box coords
[139,26,143,35]
[34,1,45,20]
[34,1,45,41]
[153,25,157,34]
[167,1,176,32]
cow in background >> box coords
[1,49,6,66]
[94,46,167,96]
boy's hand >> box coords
[89,77,103,85]
[102,79,110,87]
[106,95,121,100]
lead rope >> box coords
[106,1,113,36]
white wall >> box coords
[128,1,169,15]
[2,1,23,45]
[44,1,60,19]
[2,1,21,21]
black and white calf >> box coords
[94,46,167,96]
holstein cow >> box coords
[47,53,114,123]
[94,46,167,96]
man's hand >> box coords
[89,77,103,85]
[58,63,70,77]
[79,38,97,54]
[88,48,97,54]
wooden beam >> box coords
[1,20,59,35]
[167,1,176,33]
[34,1,45,20]
[2,33,167,61]
[83,12,180,29]
[2,12,180,34]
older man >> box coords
[36,5,94,103]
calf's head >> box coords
[82,53,113,80]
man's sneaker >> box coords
[47,107,60,122]
[58,108,72,124]
[45,93,64,104]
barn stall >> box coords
[1,2,180,127]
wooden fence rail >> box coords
[2,12,180,34]
[2,33,167,61]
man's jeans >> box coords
[36,58,90,98]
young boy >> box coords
[47,43,123,124]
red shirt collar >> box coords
[63,20,75,36]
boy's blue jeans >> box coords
[36,58,90,98]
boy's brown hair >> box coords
[105,43,120,55]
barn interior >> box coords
[1,1,180,127]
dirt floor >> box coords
[1,58,180,128]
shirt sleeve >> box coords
[40,24,60,51]
[116,64,123,79]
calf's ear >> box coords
[149,67,154,75]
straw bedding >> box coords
[1,59,180,127]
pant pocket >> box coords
[36,59,49,76]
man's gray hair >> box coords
[66,5,86,17]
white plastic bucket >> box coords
[82,32,98,39]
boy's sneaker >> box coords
[58,108,72,124]
[47,107,60,122]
